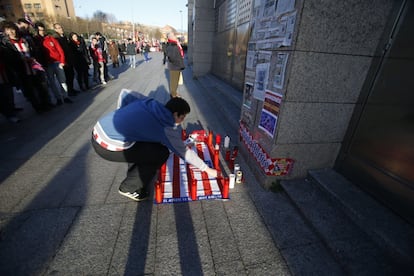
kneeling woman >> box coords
[91,89,217,201]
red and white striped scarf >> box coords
[10,38,33,75]
[168,38,184,57]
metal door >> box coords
[336,1,414,224]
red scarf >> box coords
[11,38,30,57]
[168,38,184,57]
[10,38,33,75]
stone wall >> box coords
[271,0,395,182]
[188,0,215,77]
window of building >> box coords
[36,12,44,17]
[24,3,32,9]
[34,3,41,9]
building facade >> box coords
[189,0,414,223]
[0,0,75,23]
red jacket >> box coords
[40,35,66,64]
[89,44,105,63]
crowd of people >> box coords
[0,18,158,124]
[0,18,196,202]
[0,17,186,125]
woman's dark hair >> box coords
[165,97,190,116]
[1,21,19,32]
[34,22,45,30]
[68,32,78,40]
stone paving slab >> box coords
[0,207,79,275]
[44,204,125,275]
[0,53,292,275]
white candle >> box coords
[229,174,235,189]
[224,135,230,148]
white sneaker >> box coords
[118,189,149,201]
[102,81,107,85]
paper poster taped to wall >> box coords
[243,82,254,109]
[273,52,289,90]
[253,63,270,101]
[276,0,296,18]
[252,0,296,50]
[246,51,256,69]
[258,90,283,138]
[262,0,278,18]
[282,11,297,46]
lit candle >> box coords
[216,134,221,146]
[224,135,230,148]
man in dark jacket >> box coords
[166,33,185,98]
[53,23,79,96]
[118,40,126,64]
[91,89,218,201]
[161,41,168,65]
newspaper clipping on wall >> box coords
[240,0,297,175]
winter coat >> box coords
[108,43,119,58]
[38,35,66,64]
[166,42,184,71]
[126,42,136,55]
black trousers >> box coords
[63,64,75,93]
[0,83,15,117]
[20,73,51,112]
[92,138,169,192]
[74,60,89,90]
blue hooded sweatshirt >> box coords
[93,89,207,171]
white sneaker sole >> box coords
[118,190,149,202]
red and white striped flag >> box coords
[156,142,224,203]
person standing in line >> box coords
[142,41,150,62]
[95,32,111,81]
[166,33,185,98]
[33,22,72,104]
[0,38,21,123]
[16,18,35,50]
[126,38,136,68]
[1,21,54,112]
[91,89,218,201]
[108,40,120,68]
[89,36,99,84]
[69,32,91,91]
[89,36,106,85]
[118,40,126,64]
[53,23,79,96]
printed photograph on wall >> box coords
[258,110,277,137]
[273,52,289,90]
[258,90,283,138]
[246,50,256,69]
[241,108,254,129]
[263,0,278,18]
[243,82,254,109]
[253,62,270,101]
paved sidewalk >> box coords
[0,53,293,275]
